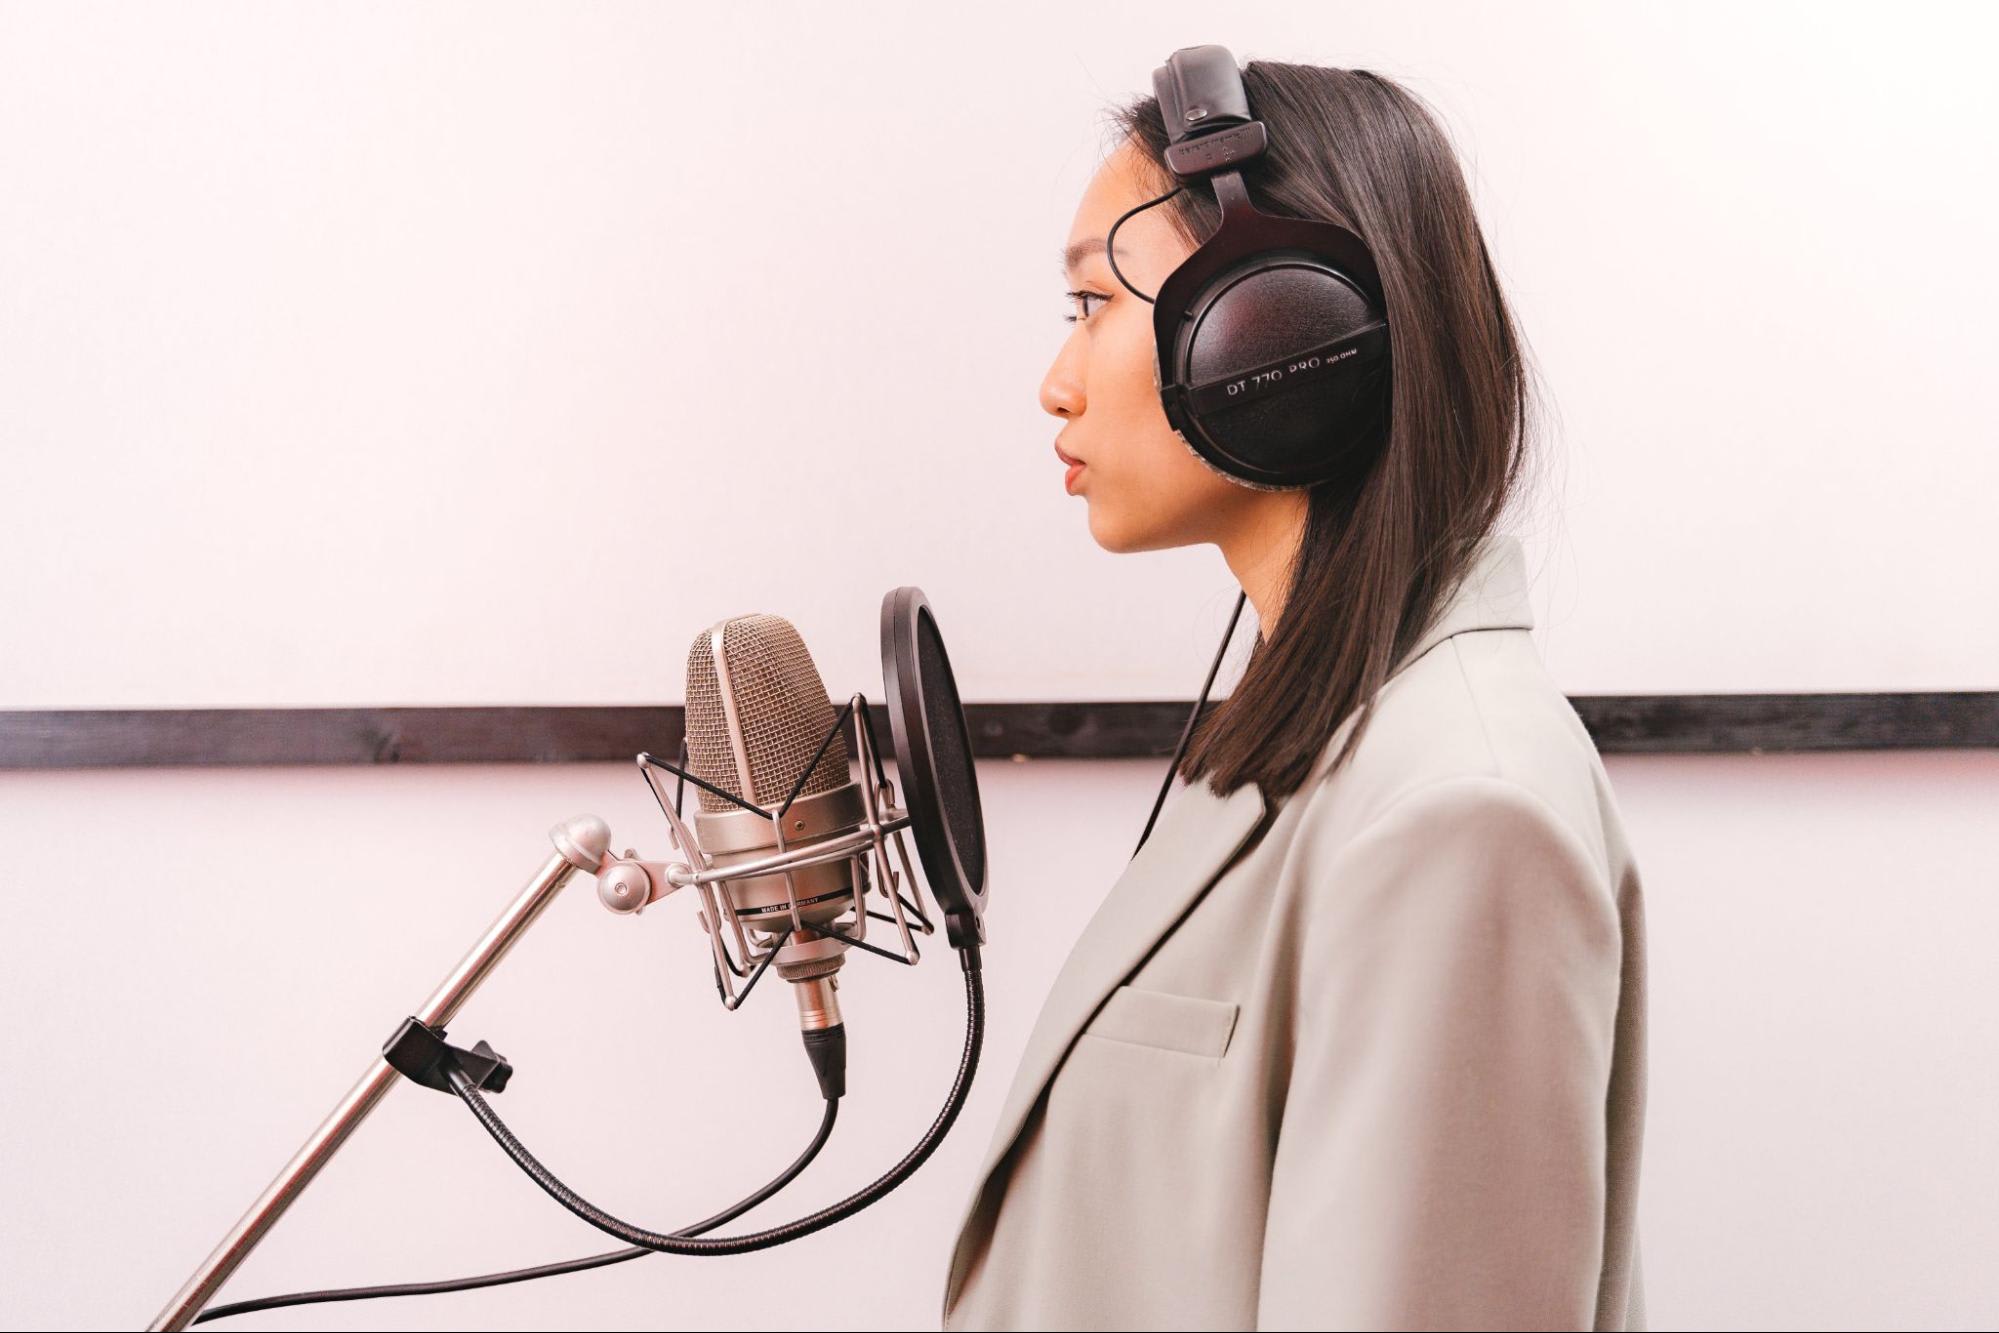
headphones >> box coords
[1124,47,1396,855]
[1109,45,1394,491]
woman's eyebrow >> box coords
[1060,238,1113,275]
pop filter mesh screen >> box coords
[917,608,985,893]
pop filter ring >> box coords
[880,587,989,950]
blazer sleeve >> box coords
[1255,775,1623,1332]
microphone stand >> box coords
[145,815,613,1332]
[151,692,938,1330]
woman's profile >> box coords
[940,50,1648,1332]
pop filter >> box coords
[879,587,988,950]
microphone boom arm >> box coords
[146,816,614,1332]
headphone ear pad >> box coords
[1175,258,1391,487]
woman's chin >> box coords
[1086,504,1166,555]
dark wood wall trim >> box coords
[1,694,1994,768]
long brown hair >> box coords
[1108,61,1547,807]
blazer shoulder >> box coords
[1297,627,1619,872]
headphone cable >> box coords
[1132,587,1249,859]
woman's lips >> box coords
[1055,440,1085,493]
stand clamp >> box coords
[382,1017,513,1095]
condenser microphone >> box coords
[596,590,989,1106]
[683,613,866,1047]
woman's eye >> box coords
[1063,290,1107,324]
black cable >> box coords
[448,950,985,1256]
[1104,183,1185,303]
[189,1093,841,1324]
[1133,589,1249,859]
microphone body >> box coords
[685,612,871,1036]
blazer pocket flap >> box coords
[1083,984,1240,1058]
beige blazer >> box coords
[939,532,1647,1331]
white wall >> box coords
[4,2,1997,1330]
[1,2,1995,707]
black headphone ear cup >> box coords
[1174,258,1391,487]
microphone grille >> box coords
[685,613,851,814]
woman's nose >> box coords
[1040,345,1083,420]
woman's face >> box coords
[1043,139,1268,553]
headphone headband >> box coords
[1151,45,1269,178]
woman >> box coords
[939,56,1648,1332]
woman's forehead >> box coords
[1079,142,1157,220]
[1067,145,1175,270]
